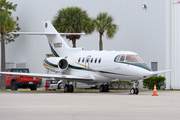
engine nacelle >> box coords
[43,57,68,72]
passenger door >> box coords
[85,55,91,69]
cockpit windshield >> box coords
[114,55,144,63]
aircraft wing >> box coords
[152,70,172,74]
[0,72,93,82]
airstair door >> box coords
[85,55,91,69]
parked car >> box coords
[45,79,62,90]
[0,68,40,90]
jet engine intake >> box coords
[58,59,68,70]
[43,57,68,72]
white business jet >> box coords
[0,20,172,94]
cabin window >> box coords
[82,57,85,63]
[86,58,89,63]
[94,58,97,63]
[91,58,93,63]
[126,55,139,63]
[78,57,81,62]
[98,58,101,63]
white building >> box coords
[1,0,180,89]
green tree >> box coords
[0,0,18,90]
[93,12,118,51]
[143,76,166,90]
[0,0,20,44]
[52,6,94,48]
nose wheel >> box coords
[130,88,139,94]
[130,80,139,95]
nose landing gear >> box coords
[130,88,139,94]
[130,80,139,95]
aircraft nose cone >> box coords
[131,63,152,79]
[141,71,153,79]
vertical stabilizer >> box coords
[42,20,71,57]
[11,20,83,57]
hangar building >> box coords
[0,0,180,89]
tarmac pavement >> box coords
[0,91,179,120]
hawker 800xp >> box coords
[0,20,172,94]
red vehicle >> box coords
[0,68,40,90]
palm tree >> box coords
[0,0,18,90]
[93,12,118,51]
[0,0,20,44]
[52,6,94,48]
[0,11,15,90]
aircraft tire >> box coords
[104,85,109,92]
[69,85,74,93]
[134,88,139,95]
[99,85,104,92]
[64,85,69,93]
[130,88,135,94]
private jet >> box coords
[0,20,172,94]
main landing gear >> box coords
[99,84,109,92]
[130,80,139,95]
[64,84,74,93]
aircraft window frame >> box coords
[98,58,101,63]
[115,55,121,62]
[120,55,125,62]
[126,55,139,63]
[82,57,85,63]
[136,55,144,63]
[94,58,97,63]
[91,58,93,63]
[78,57,81,62]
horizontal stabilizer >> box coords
[10,32,85,35]
[152,70,172,74]
[10,32,56,35]
[0,72,93,82]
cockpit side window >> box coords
[136,55,144,63]
[126,55,139,63]
[115,54,144,63]
[114,55,121,62]
[120,55,125,62]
